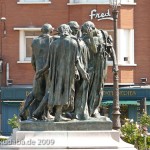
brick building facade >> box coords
[0,0,150,135]
[0,0,137,85]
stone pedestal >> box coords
[20,117,112,131]
[0,118,137,150]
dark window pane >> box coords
[26,38,33,57]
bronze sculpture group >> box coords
[20,21,118,122]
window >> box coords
[17,0,51,4]
[68,0,135,4]
[104,29,135,66]
[25,31,41,60]
[118,29,135,66]
[14,28,41,63]
[69,0,109,4]
[121,0,135,3]
[14,28,135,66]
[19,0,49,2]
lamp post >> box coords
[109,0,121,130]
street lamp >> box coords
[109,0,121,130]
[109,0,121,60]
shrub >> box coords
[121,113,150,150]
[0,137,8,142]
[8,114,20,129]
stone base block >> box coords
[20,117,112,131]
[0,130,137,150]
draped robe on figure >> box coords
[47,36,82,110]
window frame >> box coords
[117,29,136,66]
[68,0,136,5]
[105,29,136,66]
[17,0,51,5]
[14,27,41,63]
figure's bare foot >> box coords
[32,111,38,117]
[32,112,43,120]
[47,114,54,120]
[74,113,89,120]
[91,113,107,121]
[91,113,101,119]
[42,114,54,121]
[54,115,71,122]
[46,110,54,120]
[31,116,38,121]
[19,111,27,121]
[64,112,74,119]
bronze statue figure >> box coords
[33,24,89,122]
[19,21,118,122]
[67,21,90,120]
[19,23,54,120]
[81,21,118,118]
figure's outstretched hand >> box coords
[36,70,42,79]
[82,73,90,83]
[87,29,93,38]
[75,73,80,81]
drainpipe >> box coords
[6,63,13,86]
[0,59,2,85]
[6,63,9,86]
[0,60,2,133]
